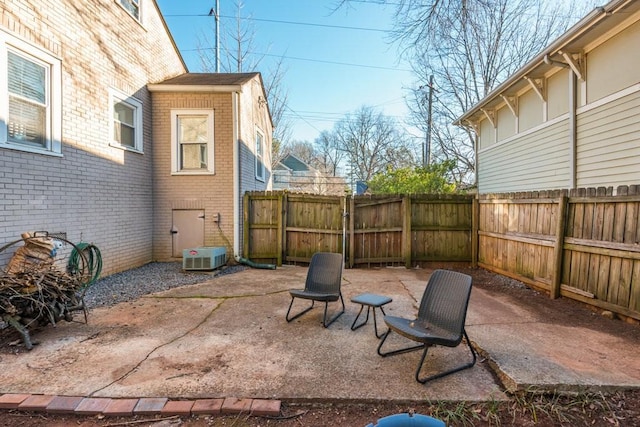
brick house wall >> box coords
[151,92,236,260]
[0,0,186,274]
[149,73,273,261]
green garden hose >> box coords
[68,242,102,288]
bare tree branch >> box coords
[399,0,598,183]
[196,1,293,168]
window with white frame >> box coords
[119,0,140,21]
[170,110,215,174]
[255,129,265,181]
[0,31,61,155]
[110,89,143,152]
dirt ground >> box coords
[1,391,640,427]
[1,268,639,426]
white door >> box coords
[172,209,205,257]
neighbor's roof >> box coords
[280,154,314,172]
[455,0,640,127]
[148,72,274,127]
[148,72,260,92]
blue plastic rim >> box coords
[365,413,446,427]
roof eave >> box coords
[147,84,244,93]
[454,1,628,126]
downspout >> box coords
[474,132,479,190]
[233,91,241,261]
[568,70,577,190]
[231,88,277,270]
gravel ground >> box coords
[83,262,246,308]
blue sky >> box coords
[155,0,415,143]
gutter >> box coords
[232,91,241,261]
[454,1,630,125]
[568,70,577,190]
[147,84,243,93]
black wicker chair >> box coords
[377,269,476,383]
[286,252,345,328]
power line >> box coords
[257,52,410,72]
[282,112,409,125]
[163,13,389,33]
[340,0,403,5]
[183,47,411,72]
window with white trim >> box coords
[110,89,143,152]
[119,0,140,21]
[0,31,61,155]
[170,110,215,174]
[255,129,265,181]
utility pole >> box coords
[425,75,434,166]
[419,76,436,166]
[208,1,220,73]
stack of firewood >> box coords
[1,235,86,350]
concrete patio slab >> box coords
[0,265,638,408]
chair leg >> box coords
[350,304,371,331]
[415,330,477,384]
[322,293,345,328]
[286,297,315,323]
[372,306,386,338]
[377,329,425,357]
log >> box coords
[1,263,86,349]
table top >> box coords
[350,293,392,307]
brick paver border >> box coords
[0,393,281,418]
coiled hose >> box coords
[67,242,102,288]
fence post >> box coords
[349,195,355,268]
[472,197,479,268]
[551,193,568,299]
[276,193,284,267]
[402,196,412,268]
[243,192,250,259]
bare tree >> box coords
[335,0,598,184]
[263,56,292,167]
[196,1,292,165]
[400,0,597,183]
[314,130,346,177]
[334,106,415,184]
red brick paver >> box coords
[161,400,194,415]
[47,396,84,414]
[75,397,112,415]
[18,395,55,412]
[134,397,168,415]
[221,397,253,414]
[103,398,139,416]
[191,398,224,415]
[0,394,31,409]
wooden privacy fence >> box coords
[244,187,640,319]
[479,185,640,320]
[243,192,474,268]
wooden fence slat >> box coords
[349,196,355,268]
[472,198,479,268]
[630,261,640,312]
[403,196,411,268]
[551,194,567,299]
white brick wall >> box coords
[0,0,186,275]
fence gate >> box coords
[243,192,474,267]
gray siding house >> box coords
[456,0,640,194]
